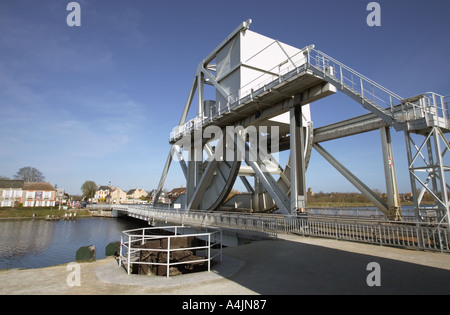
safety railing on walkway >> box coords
[114,205,450,253]
[123,205,278,239]
[119,225,222,277]
[306,48,449,129]
[170,43,449,142]
[307,207,427,222]
[279,216,450,253]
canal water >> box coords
[0,217,147,270]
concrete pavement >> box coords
[1,233,450,295]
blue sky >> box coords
[1,0,449,195]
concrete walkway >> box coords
[1,234,449,295]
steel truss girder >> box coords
[405,127,450,223]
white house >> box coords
[0,180,24,207]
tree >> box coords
[14,166,45,182]
[81,181,98,199]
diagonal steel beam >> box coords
[186,138,225,210]
[229,128,291,215]
[313,143,389,215]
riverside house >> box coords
[0,180,24,207]
[0,180,56,207]
[22,182,56,207]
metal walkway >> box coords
[113,204,450,253]
[306,48,449,132]
[170,45,449,142]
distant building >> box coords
[69,195,83,209]
[168,187,186,201]
[0,180,58,207]
[0,180,24,207]
[55,188,66,206]
[107,187,127,204]
[145,189,168,204]
[22,182,56,207]
[126,188,148,203]
[95,185,112,203]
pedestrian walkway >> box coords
[0,234,449,295]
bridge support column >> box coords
[186,128,203,210]
[380,127,402,220]
[289,104,307,215]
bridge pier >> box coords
[405,126,450,223]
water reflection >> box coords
[0,217,147,270]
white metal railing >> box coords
[119,225,222,277]
[307,207,423,221]
[278,216,450,253]
[114,205,450,253]
[122,205,278,239]
[170,45,449,142]
[306,48,449,127]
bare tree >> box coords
[14,166,45,182]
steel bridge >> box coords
[112,204,450,253]
[108,19,450,256]
[150,19,449,225]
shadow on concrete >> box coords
[219,237,450,295]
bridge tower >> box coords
[154,20,450,223]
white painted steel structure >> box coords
[154,20,450,223]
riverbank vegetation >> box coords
[307,192,416,207]
[0,207,91,219]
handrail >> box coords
[170,45,449,142]
[117,204,279,239]
[115,205,449,253]
[307,48,449,129]
[119,225,222,277]
[309,48,405,101]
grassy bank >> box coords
[0,207,91,219]
[308,201,413,207]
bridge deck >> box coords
[114,205,450,253]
